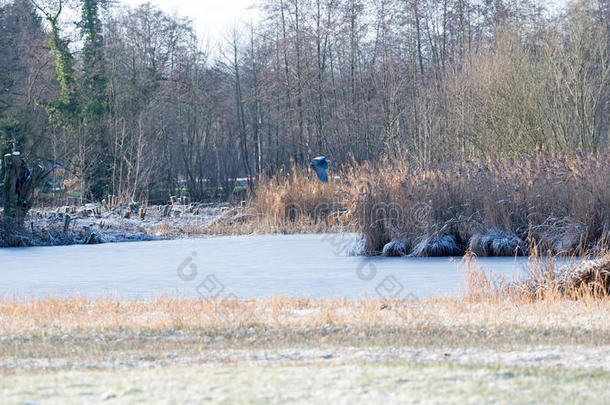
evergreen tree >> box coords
[1,0,51,175]
[79,0,110,199]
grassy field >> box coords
[1,292,609,403]
[2,362,609,404]
[1,252,608,402]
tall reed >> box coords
[251,153,610,256]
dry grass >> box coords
[249,153,610,255]
[458,250,610,303]
[1,293,608,377]
[1,289,608,339]
[244,167,353,234]
[520,254,610,299]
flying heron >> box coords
[310,156,329,183]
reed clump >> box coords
[460,248,610,303]
[519,253,610,300]
[352,153,610,255]
[249,167,352,233]
[252,153,610,256]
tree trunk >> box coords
[2,152,45,233]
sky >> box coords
[119,1,570,42]
[30,0,569,51]
[121,0,261,44]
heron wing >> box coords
[312,165,329,183]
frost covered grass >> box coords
[251,152,610,256]
[1,293,609,380]
[2,362,609,404]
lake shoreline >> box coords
[0,202,244,248]
[0,202,597,260]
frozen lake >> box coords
[0,234,532,299]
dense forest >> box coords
[0,0,608,203]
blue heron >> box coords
[310,156,329,183]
